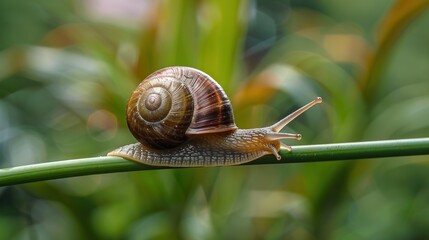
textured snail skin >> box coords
[109,128,279,167]
[108,66,322,167]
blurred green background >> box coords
[1,0,428,239]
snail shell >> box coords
[127,67,237,149]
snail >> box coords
[108,66,322,167]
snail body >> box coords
[108,66,322,167]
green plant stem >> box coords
[1,138,429,187]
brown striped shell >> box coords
[126,67,238,149]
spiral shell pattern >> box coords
[127,67,237,149]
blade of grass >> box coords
[1,138,429,187]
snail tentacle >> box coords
[270,97,323,133]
